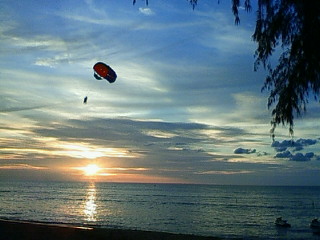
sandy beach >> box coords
[0,219,222,240]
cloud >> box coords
[275,150,292,158]
[271,138,318,152]
[198,12,255,55]
[234,148,256,154]
[272,138,319,161]
[0,32,67,54]
[196,170,252,175]
[274,147,288,152]
[296,138,317,146]
[272,140,297,152]
[274,151,316,162]
[257,151,269,156]
[0,164,47,170]
[139,7,155,16]
[305,152,315,158]
[290,152,313,162]
[0,115,278,183]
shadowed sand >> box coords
[0,219,223,240]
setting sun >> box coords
[82,164,101,176]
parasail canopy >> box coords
[93,62,117,83]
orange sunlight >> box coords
[70,166,186,183]
[83,164,101,176]
[74,164,101,176]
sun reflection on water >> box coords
[84,183,97,222]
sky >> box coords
[1,0,320,185]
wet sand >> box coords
[0,219,222,240]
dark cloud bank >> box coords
[272,139,319,162]
[233,138,319,162]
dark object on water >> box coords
[275,217,291,228]
[93,62,117,83]
[311,218,320,228]
[311,219,320,235]
[83,96,88,104]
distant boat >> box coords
[310,218,320,229]
[275,217,291,227]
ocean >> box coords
[1,181,320,239]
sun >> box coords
[83,164,101,176]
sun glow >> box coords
[46,141,133,159]
[82,164,101,176]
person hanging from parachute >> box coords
[83,96,88,104]
[84,62,117,104]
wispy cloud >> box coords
[196,170,252,175]
[234,148,256,154]
[197,12,255,54]
[139,7,154,16]
[0,164,47,170]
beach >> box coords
[0,219,222,240]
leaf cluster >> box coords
[252,1,320,136]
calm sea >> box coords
[1,181,320,239]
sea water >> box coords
[1,181,320,239]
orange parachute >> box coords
[93,62,117,83]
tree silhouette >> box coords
[133,0,320,136]
[252,1,320,137]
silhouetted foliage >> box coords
[133,0,148,6]
[231,0,252,24]
[252,1,320,137]
[133,0,320,136]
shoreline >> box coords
[0,219,223,240]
